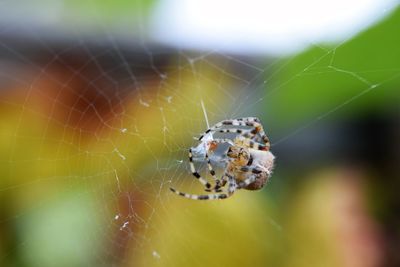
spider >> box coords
[170,117,275,200]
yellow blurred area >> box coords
[122,169,383,267]
[127,193,279,267]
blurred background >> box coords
[0,0,399,266]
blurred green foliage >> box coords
[267,7,400,130]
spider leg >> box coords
[169,175,237,200]
[216,128,251,136]
[234,117,271,148]
[204,145,230,193]
[242,121,270,148]
[198,117,260,141]
[198,117,270,149]
[208,173,230,192]
[215,174,229,192]
[202,137,237,190]
[191,138,231,191]
[202,129,260,144]
[204,153,220,191]
[215,117,261,129]
[188,149,212,190]
[203,140,236,193]
[235,137,269,151]
[169,188,231,200]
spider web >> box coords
[0,1,399,266]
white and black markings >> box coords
[170,117,275,200]
[188,149,211,190]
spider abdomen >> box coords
[243,149,275,190]
[250,150,275,171]
[244,173,269,190]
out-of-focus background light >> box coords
[152,0,399,54]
